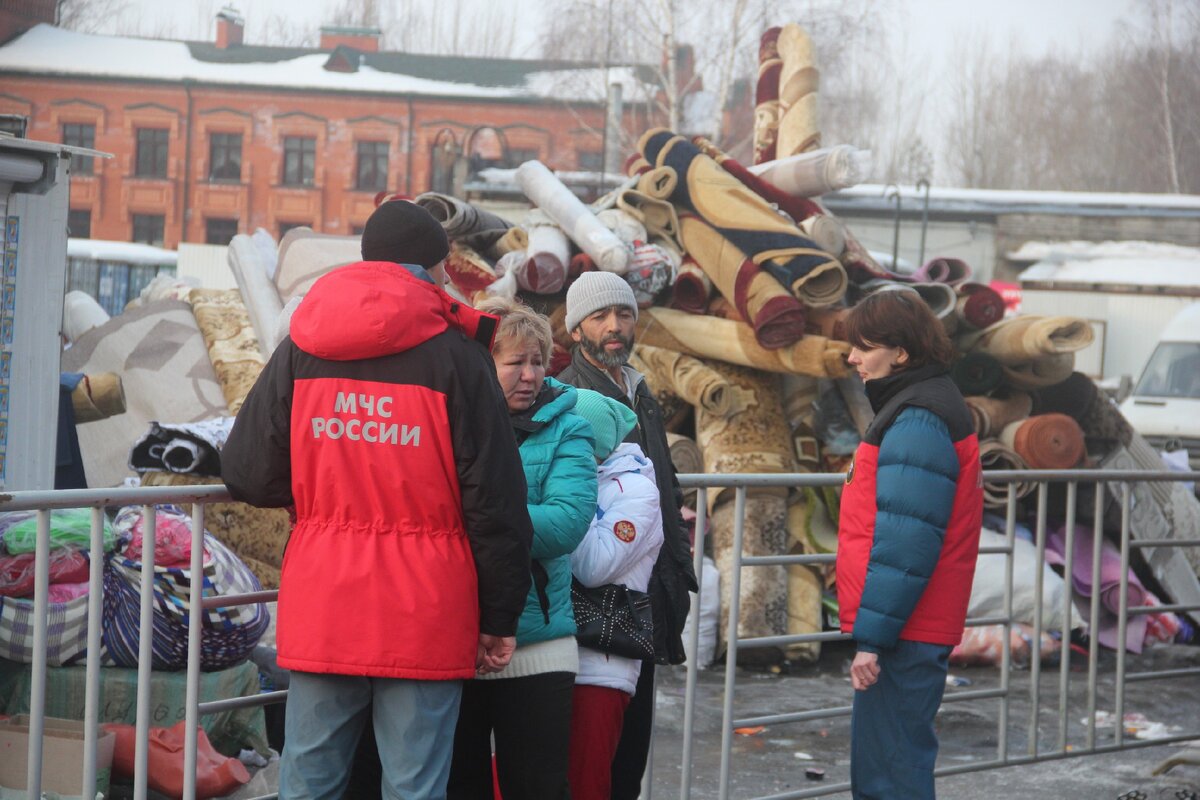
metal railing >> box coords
[3,468,1199,799]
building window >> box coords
[0,115,27,138]
[62,123,95,175]
[206,218,239,245]
[507,147,540,167]
[279,221,308,238]
[68,208,92,239]
[577,150,603,172]
[208,132,242,182]
[132,213,165,246]
[135,128,170,178]
[282,136,316,186]
[355,140,389,191]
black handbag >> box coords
[571,578,655,660]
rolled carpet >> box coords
[804,305,851,341]
[637,306,852,378]
[955,283,1005,331]
[753,27,783,165]
[188,288,266,417]
[964,392,1033,439]
[785,533,822,664]
[515,160,631,274]
[617,187,683,249]
[775,23,821,157]
[1000,413,1086,469]
[638,128,845,309]
[626,351,688,428]
[966,315,1095,364]
[444,243,498,300]
[670,255,713,313]
[70,373,126,423]
[487,225,529,259]
[914,256,972,287]
[666,432,703,509]
[911,282,958,321]
[633,344,740,417]
[521,210,570,294]
[695,359,795,510]
[1029,371,1097,422]
[712,495,790,667]
[747,145,871,198]
[978,439,1035,508]
[691,135,823,226]
[414,192,514,253]
[950,352,1005,396]
[569,252,595,278]
[63,290,110,344]
[1003,353,1077,390]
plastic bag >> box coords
[106,721,250,799]
[0,509,116,555]
[113,504,202,567]
[950,623,1059,668]
[0,547,90,597]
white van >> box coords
[1119,302,1200,469]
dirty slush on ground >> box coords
[648,640,1200,800]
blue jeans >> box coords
[280,671,463,800]
[850,640,951,800]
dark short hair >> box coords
[843,290,955,370]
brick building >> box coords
[0,11,661,247]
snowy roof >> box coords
[1009,240,1200,264]
[0,25,655,104]
[1018,250,1200,293]
[825,183,1200,218]
[67,238,178,266]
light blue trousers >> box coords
[850,640,951,800]
[279,671,463,800]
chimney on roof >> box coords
[216,7,244,50]
[319,26,382,53]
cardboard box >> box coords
[0,714,114,799]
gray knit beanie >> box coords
[564,272,639,332]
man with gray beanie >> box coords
[223,200,533,800]
[556,271,699,800]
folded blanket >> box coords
[414,192,515,253]
[753,27,783,164]
[955,282,1005,331]
[978,439,1034,508]
[637,306,851,378]
[776,23,821,157]
[626,242,678,306]
[516,160,631,274]
[964,392,1032,438]
[1000,412,1086,469]
[638,128,845,309]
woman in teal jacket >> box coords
[448,297,597,800]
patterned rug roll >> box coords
[956,283,1005,331]
[633,344,746,417]
[516,160,631,274]
[776,23,821,157]
[670,256,713,313]
[712,495,789,667]
[965,392,1032,439]
[414,192,514,253]
[950,352,1005,396]
[677,213,807,348]
[695,360,795,510]
[754,27,783,165]
[638,307,851,378]
[616,187,683,250]
[444,243,498,300]
[1000,413,1086,469]
[785,532,822,664]
[666,432,703,509]
[979,440,1034,508]
[781,374,822,473]
[638,129,845,309]
[967,315,1095,363]
[189,289,267,417]
[691,136,823,226]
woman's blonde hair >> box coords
[476,296,553,363]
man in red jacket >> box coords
[222,200,533,800]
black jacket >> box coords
[557,347,699,664]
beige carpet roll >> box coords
[775,23,820,157]
[637,306,851,378]
[978,439,1035,508]
[969,316,1095,364]
[712,494,790,667]
[1000,413,1086,469]
[70,373,126,424]
[965,392,1032,439]
[798,215,846,256]
[633,344,747,417]
[754,27,783,165]
[695,360,795,510]
[626,351,687,426]
[487,225,529,259]
[189,288,267,417]
[617,188,683,248]
[666,432,703,509]
[785,529,822,664]
[781,374,821,472]
[1003,353,1076,390]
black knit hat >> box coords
[360,200,450,269]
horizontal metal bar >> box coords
[1127,602,1200,616]
[674,469,1200,490]
[676,473,844,489]
[978,545,1013,555]
[733,704,853,728]
[198,689,287,716]
[941,687,1009,703]
[1129,539,1200,548]
[0,485,232,512]
[754,779,854,800]
[737,631,850,650]
[930,732,1200,779]
[741,554,835,567]
[1124,667,1200,683]
[964,616,1010,627]
[201,589,280,609]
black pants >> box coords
[610,660,654,800]
[447,671,574,800]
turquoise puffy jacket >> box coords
[511,378,597,645]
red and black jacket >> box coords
[836,365,983,650]
[222,262,533,680]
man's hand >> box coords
[851,650,880,691]
[476,634,516,675]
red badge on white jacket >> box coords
[613,520,637,542]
